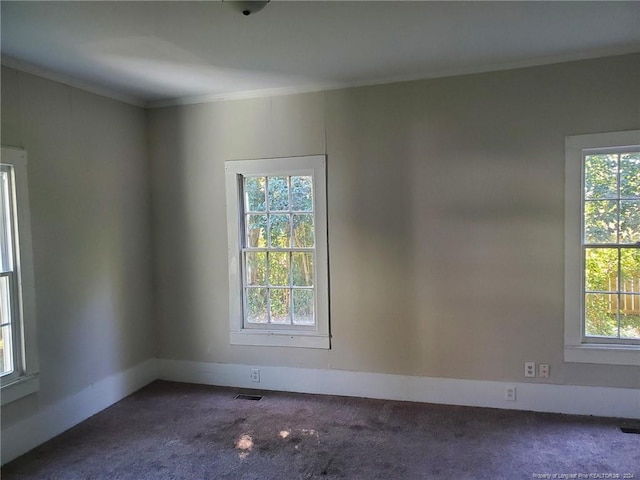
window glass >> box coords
[583,151,640,341]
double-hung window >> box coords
[225,156,329,349]
[0,147,38,404]
[565,131,640,365]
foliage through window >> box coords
[225,156,329,349]
[243,175,316,326]
[583,150,640,341]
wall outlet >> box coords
[524,362,536,378]
[539,364,550,378]
[250,368,260,382]
[505,385,517,401]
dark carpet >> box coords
[3,380,639,479]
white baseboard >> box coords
[158,359,640,419]
[1,358,158,465]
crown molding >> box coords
[146,45,640,108]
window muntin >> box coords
[242,175,316,328]
[582,149,640,343]
[225,156,329,349]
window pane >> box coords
[620,248,640,289]
[269,289,291,324]
[291,176,313,212]
[0,275,11,325]
[585,293,618,337]
[246,288,268,324]
[584,154,618,199]
[585,248,618,292]
[292,252,314,286]
[584,200,617,244]
[0,170,13,273]
[620,201,640,244]
[0,324,13,376]
[245,252,266,286]
[269,214,290,248]
[244,177,266,212]
[620,301,640,339]
[293,214,314,247]
[267,176,289,211]
[293,289,314,325]
[0,273,14,376]
[618,251,640,339]
[620,153,640,199]
[246,214,267,247]
[269,252,289,286]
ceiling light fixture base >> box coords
[223,0,270,17]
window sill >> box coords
[1,374,39,406]
[564,344,640,366]
[230,330,330,349]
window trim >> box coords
[0,147,39,404]
[564,131,640,365]
[225,155,330,349]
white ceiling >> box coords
[2,1,640,107]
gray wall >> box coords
[1,53,638,435]
[1,66,155,427]
[148,53,640,389]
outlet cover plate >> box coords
[539,364,550,378]
[505,385,517,401]
[524,362,536,378]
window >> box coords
[0,147,38,404]
[225,156,329,349]
[565,131,640,365]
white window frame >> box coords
[225,155,330,349]
[0,147,39,404]
[565,131,640,365]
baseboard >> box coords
[1,358,158,465]
[158,359,640,419]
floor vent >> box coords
[235,394,263,401]
[620,426,640,434]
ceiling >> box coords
[2,1,640,107]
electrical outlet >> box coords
[539,364,550,378]
[505,385,517,401]
[524,362,536,378]
[250,368,260,382]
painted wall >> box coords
[0,66,155,429]
[148,54,640,389]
